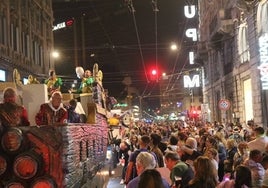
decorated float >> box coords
[0,64,112,188]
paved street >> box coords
[107,165,125,188]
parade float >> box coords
[0,64,112,188]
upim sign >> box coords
[183,3,200,88]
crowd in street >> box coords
[115,119,268,188]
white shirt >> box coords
[248,135,268,153]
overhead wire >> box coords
[139,0,159,98]
[126,0,149,84]
[89,2,122,66]
[164,2,193,93]
[152,0,159,81]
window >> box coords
[0,69,6,81]
[0,16,7,45]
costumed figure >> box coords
[93,63,103,86]
[13,68,23,86]
[35,91,67,126]
[27,75,40,84]
[45,70,62,95]
[75,67,94,93]
[0,87,30,128]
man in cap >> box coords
[165,151,194,188]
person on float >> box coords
[74,67,94,93]
[35,91,67,126]
[0,87,30,127]
[65,99,81,123]
[44,70,62,96]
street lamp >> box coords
[51,51,60,59]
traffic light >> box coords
[149,68,158,81]
[151,69,157,76]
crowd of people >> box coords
[3,69,268,188]
[114,120,268,188]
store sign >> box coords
[183,75,200,88]
[183,3,200,88]
[258,33,268,90]
[184,4,197,65]
[52,19,74,31]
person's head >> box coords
[139,135,151,148]
[3,87,17,103]
[169,135,178,145]
[164,151,180,170]
[226,138,236,150]
[262,155,268,170]
[49,70,56,78]
[234,165,252,188]
[51,91,62,108]
[150,133,161,147]
[69,99,77,110]
[254,126,265,137]
[138,169,164,188]
[185,137,197,149]
[237,141,248,154]
[130,135,138,144]
[119,141,129,151]
[205,136,218,148]
[177,132,188,142]
[249,149,263,163]
[135,152,156,175]
[191,156,218,186]
[84,70,92,78]
[205,148,218,160]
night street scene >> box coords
[1,0,268,188]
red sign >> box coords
[218,99,231,111]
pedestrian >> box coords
[138,169,166,188]
[164,151,194,188]
[150,133,165,167]
[217,165,252,188]
[118,141,130,185]
[188,156,218,188]
[243,149,265,187]
[124,135,151,184]
[127,152,169,188]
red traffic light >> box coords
[151,69,157,75]
[149,68,158,81]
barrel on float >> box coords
[13,151,43,180]
[0,154,7,176]
[4,181,25,188]
[31,176,56,188]
[1,127,27,154]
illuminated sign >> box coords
[52,19,74,31]
[258,33,268,90]
[183,3,200,88]
[183,75,200,88]
[184,4,197,66]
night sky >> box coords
[52,0,198,108]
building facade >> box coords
[198,0,268,126]
[0,0,54,82]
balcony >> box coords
[209,9,234,43]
